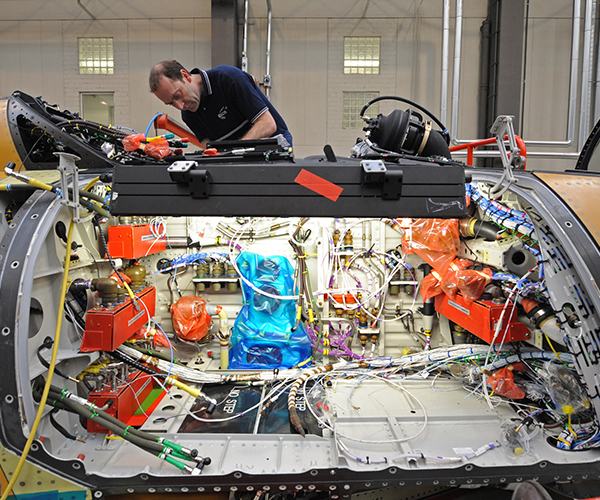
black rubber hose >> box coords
[0,184,36,191]
[359,95,449,139]
[127,344,180,364]
[46,387,162,448]
[49,408,81,442]
[471,220,502,241]
[68,187,107,204]
[109,348,167,380]
[55,396,163,453]
[36,337,73,382]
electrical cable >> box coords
[36,337,79,383]
[145,113,164,137]
[0,220,74,500]
[48,408,85,443]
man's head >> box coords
[149,60,202,113]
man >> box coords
[149,60,292,148]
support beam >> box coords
[485,0,526,136]
[211,0,239,68]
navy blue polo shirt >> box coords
[182,66,292,147]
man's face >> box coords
[153,69,201,112]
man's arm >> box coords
[241,110,277,140]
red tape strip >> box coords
[294,168,343,202]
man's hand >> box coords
[241,111,277,140]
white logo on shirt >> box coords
[218,106,228,119]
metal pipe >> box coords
[596,6,600,123]
[454,0,582,148]
[452,150,580,160]
[241,0,249,73]
[525,0,581,146]
[264,0,273,99]
[450,0,463,143]
[76,0,96,20]
[440,0,450,126]
[578,0,596,150]
[478,19,491,140]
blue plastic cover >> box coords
[229,252,312,369]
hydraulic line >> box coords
[109,348,217,413]
[36,337,79,383]
[41,385,209,471]
[3,162,109,217]
[38,383,201,460]
[44,388,164,453]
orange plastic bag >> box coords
[129,326,170,347]
[487,367,525,399]
[420,269,444,301]
[439,259,471,298]
[170,295,212,342]
[402,219,460,271]
[144,137,173,159]
[457,268,493,303]
[122,133,146,152]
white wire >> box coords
[228,218,300,301]
[300,368,429,445]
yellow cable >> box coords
[0,220,75,500]
[82,176,100,192]
[122,280,136,302]
[544,333,564,363]
[567,412,577,437]
[164,376,201,399]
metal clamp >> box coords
[488,116,519,198]
[361,160,403,200]
[56,152,91,223]
[168,161,211,199]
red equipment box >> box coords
[435,293,531,343]
[106,224,166,259]
[86,371,164,433]
[81,286,156,352]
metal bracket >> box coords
[490,115,521,170]
[168,161,211,199]
[382,170,403,200]
[488,116,519,198]
[56,152,91,223]
[361,160,403,200]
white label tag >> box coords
[453,447,474,455]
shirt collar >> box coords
[191,68,212,99]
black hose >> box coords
[49,408,82,442]
[40,382,161,445]
[46,387,163,451]
[0,184,36,192]
[109,348,167,380]
[359,95,449,137]
[37,338,73,382]
[68,187,107,204]
[127,344,180,364]
[471,220,502,241]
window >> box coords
[81,93,114,124]
[343,91,379,128]
[344,37,381,75]
[78,38,114,75]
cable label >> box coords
[128,309,145,327]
